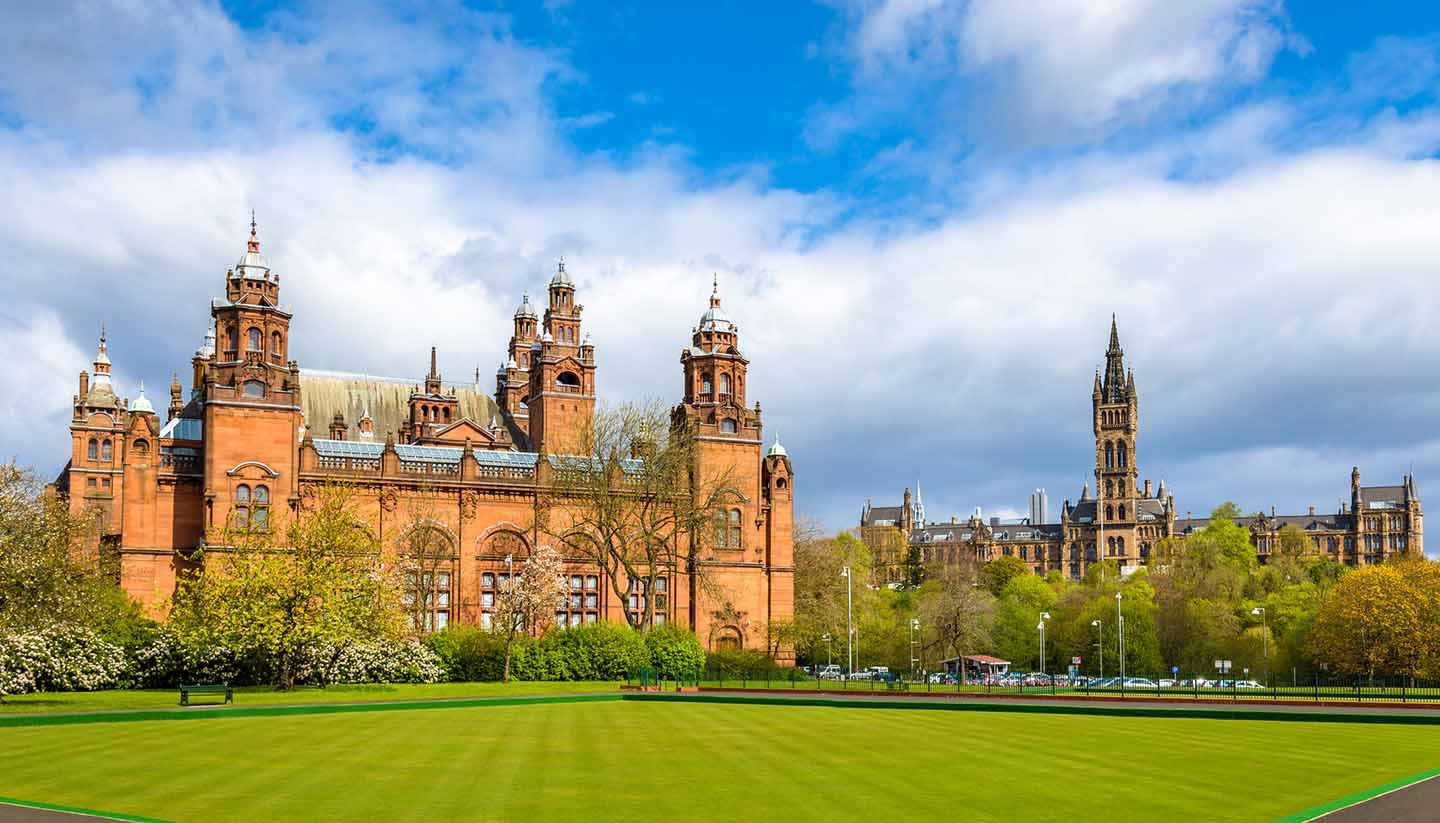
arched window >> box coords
[443,407,450,422]
[1105,505,1113,521]
[777,477,787,489]
[1118,504,1126,520]
[520,353,528,369]
[1118,442,1128,468]
[715,627,742,650]
[247,327,261,353]
[270,332,283,363]
[1117,536,1126,554]
[1105,441,1114,469]
[133,439,149,456]
[243,380,266,398]
[701,372,713,395]
[1105,479,1113,497]
[101,440,112,461]
[720,418,738,434]
[719,373,731,396]
[557,371,581,388]
[87,438,98,460]
[728,509,743,549]
[226,326,238,355]
[233,484,251,529]
[252,485,270,532]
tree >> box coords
[991,573,1056,669]
[791,523,874,664]
[0,462,136,635]
[1307,560,1440,679]
[171,483,405,689]
[537,401,740,632]
[1200,503,1257,570]
[491,545,567,682]
[979,555,1030,597]
[394,487,456,634]
[918,564,995,677]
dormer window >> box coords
[243,380,266,398]
[720,418,737,434]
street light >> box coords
[1252,606,1268,686]
[821,632,833,669]
[1038,612,1051,676]
[1091,619,1103,681]
[910,618,921,680]
[840,566,854,675]
[1115,592,1126,682]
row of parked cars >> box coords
[816,665,900,682]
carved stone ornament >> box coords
[459,490,479,521]
[379,488,398,512]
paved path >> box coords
[1306,775,1440,823]
[0,803,134,822]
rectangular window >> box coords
[556,571,600,626]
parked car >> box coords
[927,672,956,685]
[817,665,843,680]
[1122,677,1158,688]
[1235,680,1265,689]
[848,669,873,681]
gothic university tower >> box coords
[1093,316,1141,563]
[51,220,795,658]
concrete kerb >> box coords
[1269,768,1440,823]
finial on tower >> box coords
[247,210,260,253]
[710,274,722,308]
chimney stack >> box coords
[1308,505,1316,516]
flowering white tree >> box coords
[491,544,567,683]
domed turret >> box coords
[232,213,271,279]
[514,292,537,319]
[698,275,737,333]
[550,258,573,288]
[129,382,155,415]
[766,434,788,458]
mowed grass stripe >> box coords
[1,701,1437,822]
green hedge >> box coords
[705,648,788,679]
[645,624,706,679]
[425,622,672,682]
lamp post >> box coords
[910,618,921,681]
[1252,606,1268,686]
[1091,619,1103,681]
[840,566,853,675]
[1115,591,1126,683]
[1038,612,1051,677]
[822,632,833,670]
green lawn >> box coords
[0,681,618,714]
[1,699,1437,822]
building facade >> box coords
[54,221,795,656]
[861,318,1423,581]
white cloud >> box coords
[815,0,1303,148]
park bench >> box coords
[179,683,233,706]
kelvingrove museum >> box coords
[52,221,796,655]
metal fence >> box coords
[624,668,1440,704]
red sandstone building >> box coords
[54,221,795,655]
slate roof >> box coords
[862,505,905,527]
[300,370,499,440]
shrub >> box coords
[545,622,648,681]
[0,625,126,694]
[426,625,505,682]
[705,648,785,679]
[124,629,241,689]
[645,625,705,679]
[304,639,444,685]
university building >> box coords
[53,220,795,655]
[861,319,1423,581]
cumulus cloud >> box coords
[2,1,1439,550]
[811,0,1305,151]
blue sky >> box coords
[3,1,1440,548]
